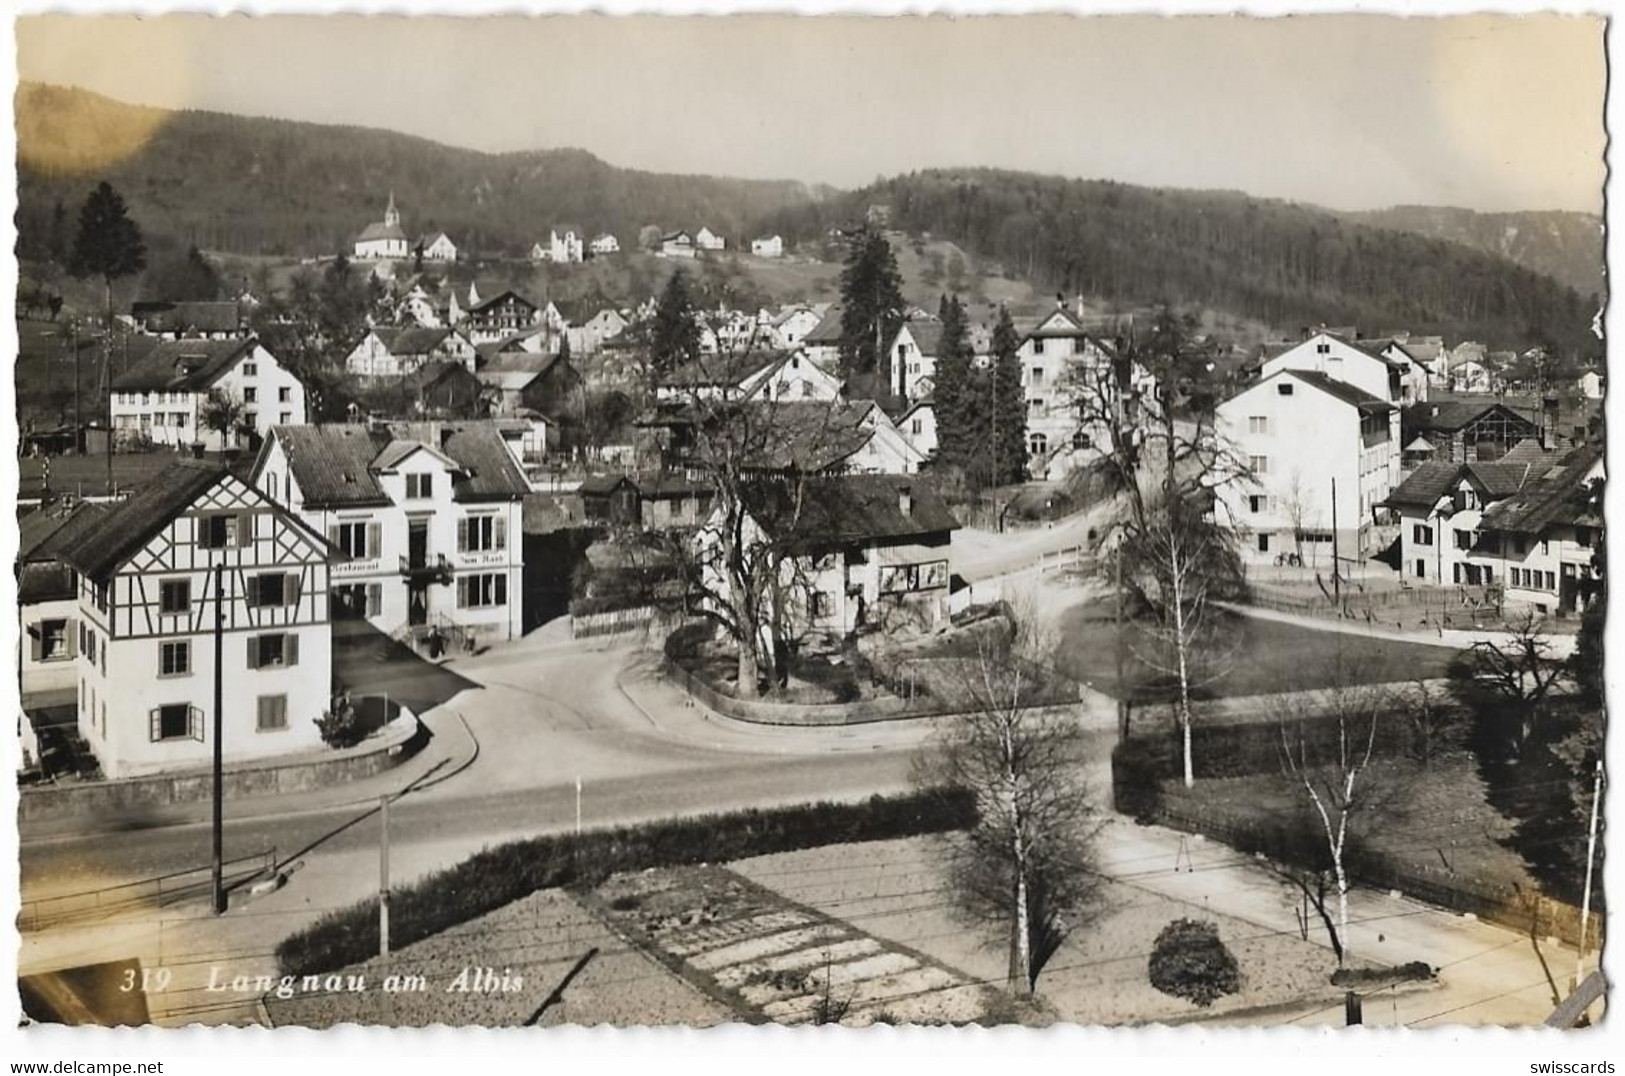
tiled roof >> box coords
[475,348,567,382]
[469,290,540,316]
[432,423,533,501]
[1401,399,1537,435]
[889,321,945,357]
[659,352,783,389]
[1280,371,1394,413]
[56,460,229,581]
[1476,443,1604,536]
[373,326,454,356]
[111,338,259,392]
[269,425,393,509]
[578,473,635,495]
[742,474,959,549]
[802,305,845,345]
[130,301,243,335]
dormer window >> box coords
[405,473,434,499]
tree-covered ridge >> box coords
[755,169,1600,357]
[16,82,829,260]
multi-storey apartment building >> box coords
[251,421,528,647]
[1215,369,1399,565]
[110,337,307,451]
[52,461,333,778]
[1466,442,1604,615]
[1015,304,1154,478]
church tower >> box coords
[384,191,400,228]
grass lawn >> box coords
[1052,602,1460,702]
[19,450,185,498]
[1155,755,1536,897]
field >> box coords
[1051,602,1461,702]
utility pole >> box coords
[71,321,81,453]
[1330,477,1341,609]
[1575,760,1603,988]
[104,326,114,496]
[211,562,226,915]
[380,794,391,960]
[1115,539,1128,739]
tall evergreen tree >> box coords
[70,180,147,324]
[988,305,1028,486]
[651,268,702,378]
[837,226,904,379]
[932,294,975,476]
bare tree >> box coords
[913,627,1102,996]
[644,317,853,698]
[1397,678,1468,769]
[200,388,248,450]
[1274,658,1391,967]
[1448,609,1572,756]
[1066,308,1247,771]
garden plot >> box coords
[591,865,993,1025]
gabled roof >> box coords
[1381,455,1553,510]
[741,474,959,550]
[1270,370,1394,414]
[356,221,407,243]
[19,502,112,601]
[578,473,636,496]
[469,290,539,316]
[476,347,569,382]
[56,461,230,581]
[802,305,845,345]
[130,301,243,335]
[266,421,531,508]
[1401,398,1537,435]
[888,321,945,358]
[371,326,456,357]
[662,231,694,244]
[659,351,785,390]
[1023,306,1096,340]
[1476,443,1604,536]
[111,338,260,392]
[417,231,454,248]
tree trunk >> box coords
[1334,860,1350,967]
[1171,539,1195,788]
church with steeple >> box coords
[353,192,410,260]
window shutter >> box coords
[238,513,255,547]
[246,636,260,670]
[191,706,205,743]
[367,584,382,617]
[367,522,382,559]
[327,523,340,549]
[495,516,507,550]
[495,573,508,606]
[66,621,79,659]
[287,573,302,608]
[244,575,259,607]
[28,625,41,663]
[149,708,161,743]
[287,633,299,667]
[457,518,469,553]
[456,577,468,608]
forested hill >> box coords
[1332,204,1604,302]
[15,82,828,260]
[753,169,1599,357]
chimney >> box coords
[898,485,913,517]
[1542,394,1560,450]
[1076,293,1085,319]
[1055,293,1065,310]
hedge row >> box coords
[275,788,977,978]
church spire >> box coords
[384,190,400,228]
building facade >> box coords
[53,462,333,779]
[110,338,307,451]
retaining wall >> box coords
[19,708,425,823]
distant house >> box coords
[464,291,542,345]
[528,242,550,263]
[589,234,620,256]
[800,305,845,369]
[475,347,583,417]
[768,305,823,351]
[567,307,631,357]
[661,231,697,259]
[54,460,334,779]
[1018,304,1152,477]
[1469,442,1604,615]
[19,502,108,703]
[550,226,585,265]
[1578,369,1606,400]
[130,301,246,340]
[656,350,843,405]
[750,235,784,258]
[702,474,958,638]
[884,321,944,404]
[416,232,457,263]
[354,193,410,260]
[897,400,937,461]
[578,474,641,528]
[696,227,726,252]
[359,361,489,421]
[345,326,477,379]
[110,337,306,451]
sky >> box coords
[15,13,1607,215]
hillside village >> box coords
[15,171,1607,1029]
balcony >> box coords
[399,553,453,586]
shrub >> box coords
[1148,918,1241,1008]
[275,788,977,978]
[1332,962,1434,987]
[314,692,369,749]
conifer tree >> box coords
[651,268,702,378]
[989,305,1028,486]
[837,226,904,380]
[70,181,146,325]
[932,294,975,477]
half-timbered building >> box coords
[52,461,334,778]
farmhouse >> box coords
[751,235,784,258]
[696,227,726,252]
[660,231,698,259]
[589,234,620,256]
[110,338,306,451]
[344,326,477,379]
[130,301,246,340]
[416,232,458,263]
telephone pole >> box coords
[1575,760,1603,988]
[211,562,226,915]
[1330,477,1341,608]
[380,794,391,960]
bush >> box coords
[275,788,977,978]
[314,692,369,749]
[1148,918,1241,1008]
[1332,961,1434,987]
